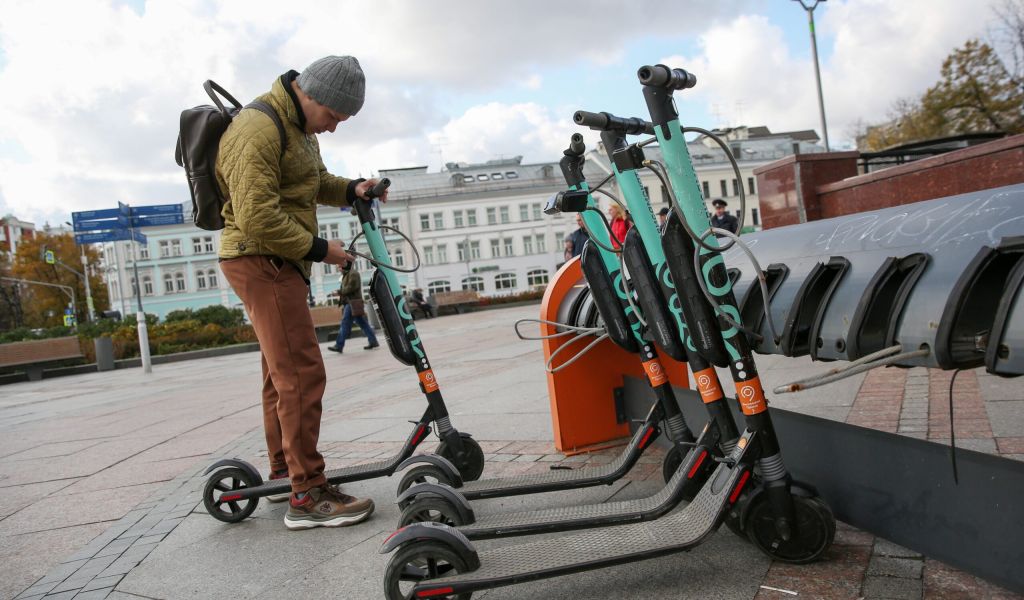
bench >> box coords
[0,336,85,381]
[308,306,343,343]
[433,290,481,315]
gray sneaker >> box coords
[284,486,374,530]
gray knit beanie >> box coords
[297,56,365,116]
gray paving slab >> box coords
[985,400,1024,437]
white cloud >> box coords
[661,0,1002,147]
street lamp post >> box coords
[794,0,831,151]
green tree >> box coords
[858,39,1024,151]
[9,233,109,328]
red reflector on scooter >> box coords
[411,424,427,446]
[220,494,243,502]
[638,427,654,449]
[729,471,751,504]
[687,450,708,479]
[383,527,406,545]
[418,587,455,597]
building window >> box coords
[197,271,207,289]
[519,204,529,221]
[462,276,484,292]
[506,171,519,179]
[143,276,153,296]
[503,237,514,256]
[163,273,174,293]
[494,272,517,290]
[490,239,501,257]
[748,177,756,195]
[420,214,431,231]
[720,180,728,198]
[329,223,340,239]
[139,244,150,260]
[423,245,435,265]
[206,269,217,288]
[463,174,475,183]
[428,280,451,295]
[523,235,534,254]
[204,236,214,253]
[436,244,448,263]
[470,241,481,259]
[499,206,510,224]
[457,241,468,262]
[532,203,542,220]
[732,179,740,196]
[323,263,334,275]
[661,186,670,204]
[319,224,328,238]
[159,240,170,258]
[643,185,650,200]
[467,210,478,226]
[453,210,464,228]
[384,217,400,231]
[535,234,546,253]
[175,272,186,292]
[393,248,405,267]
[702,181,710,198]
[477,174,490,182]
[555,231,565,249]
[433,212,444,230]
[751,208,760,226]
[527,269,549,287]
[349,221,359,239]
[492,173,504,180]
[486,207,497,225]
[192,237,203,254]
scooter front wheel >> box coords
[745,494,836,563]
[437,434,485,482]
[384,541,473,600]
[397,464,456,503]
[203,467,259,523]
[399,496,466,528]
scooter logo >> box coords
[735,377,767,415]
[642,359,668,386]
[418,369,440,393]
[693,368,723,403]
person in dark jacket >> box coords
[411,288,433,318]
[710,199,739,235]
[565,213,588,260]
[328,263,378,353]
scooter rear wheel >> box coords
[745,494,836,563]
[661,445,685,484]
[384,541,472,600]
[399,496,466,527]
[397,464,456,504]
[203,467,259,523]
[437,434,485,482]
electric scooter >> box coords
[200,179,486,523]
[378,68,834,600]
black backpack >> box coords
[175,80,287,230]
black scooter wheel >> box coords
[203,467,259,523]
[384,541,472,600]
[745,494,836,563]
[662,445,685,484]
[397,465,456,502]
[399,496,466,528]
[437,435,485,482]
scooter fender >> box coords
[202,459,263,485]
[731,477,818,532]
[379,522,482,571]
[395,482,476,525]
[396,454,464,489]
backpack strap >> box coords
[245,100,288,158]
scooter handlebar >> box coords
[564,133,586,157]
[367,178,391,200]
[573,110,654,136]
[637,64,697,90]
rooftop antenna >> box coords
[432,136,449,172]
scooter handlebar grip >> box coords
[567,133,585,156]
[637,64,697,90]
[368,178,391,199]
[573,110,609,130]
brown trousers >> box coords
[220,256,327,493]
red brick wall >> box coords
[753,134,1024,227]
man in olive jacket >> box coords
[217,56,388,530]
[327,261,379,353]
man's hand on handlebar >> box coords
[323,240,354,267]
[355,178,389,203]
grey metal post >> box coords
[795,0,831,151]
[127,208,152,374]
[80,247,94,322]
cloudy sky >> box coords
[0,0,1008,227]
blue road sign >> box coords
[73,217,123,232]
[119,201,130,216]
[131,213,184,227]
[132,204,183,217]
[75,230,129,244]
[132,229,148,244]
[72,208,122,221]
